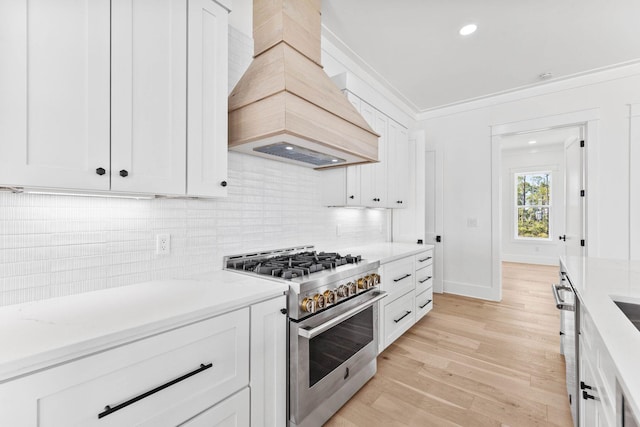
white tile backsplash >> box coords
[0,152,388,306]
[0,25,389,306]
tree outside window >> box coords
[515,172,551,239]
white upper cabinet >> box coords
[0,0,111,191]
[0,0,229,197]
[321,90,408,208]
[386,120,409,208]
[111,0,187,195]
[187,0,229,197]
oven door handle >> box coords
[551,283,575,311]
[298,292,388,339]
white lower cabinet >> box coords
[250,295,287,427]
[579,307,615,427]
[379,249,434,353]
[0,295,286,427]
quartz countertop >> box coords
[0,270,287,383]
[332,242,434,265]
[561,256,640,419]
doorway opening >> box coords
[498,126,581,266]
[490,109,597,301]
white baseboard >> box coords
[501,253,558,266]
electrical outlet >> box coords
[156,234,170,255]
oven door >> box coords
[289,291,386,426]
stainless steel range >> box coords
[224,246,386,427]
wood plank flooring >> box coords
[324,262,573,427]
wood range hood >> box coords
[228,0,379,169]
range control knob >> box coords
[300,298,314,313]
[337,285,349,298]
[347,281,357,296]
[313,294,325,310]
[323,290,337,305]
[357,277,366,289]
[372,273,381,286]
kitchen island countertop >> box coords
[0,271,287,383]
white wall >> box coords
[418,65,640,300]
[501,146,564,265]
[0,23,393,307]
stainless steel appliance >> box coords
[553,264,580,427]
[225,246,385,427]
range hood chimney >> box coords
[228,0,379,169]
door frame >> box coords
[490,109,599,301]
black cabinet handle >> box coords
[419,276,432,284]
[373,198,380,202]
[280,308,287,315]
[393,310,412,323]
[436,235,442,243]
[98,363,213,419]
[582,390,596,400]
[220,180,227,187]
[119,170,128,178]
[393,273,411,283]
[349,195,355,199]
[418,257,432,263]
[419,300,432,309]
[96,167,106,176]
[580,381,592,390]
[559,235,566,241]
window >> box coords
[515,172,551,239]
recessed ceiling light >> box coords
[459,24,477,36]
[285,146,293,150]
[528,140,537,144]
[331,159,339,163]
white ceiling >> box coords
[322,0,640,113]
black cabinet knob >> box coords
[280,308,287,315]
[349,195,355,199]
[96,167,106,176]
[397,200,403,204]
[220,181,227,187]
[119,170,128,178]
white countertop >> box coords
[561,256,640,418]
[332,242,434,265]
[0,270,287,383]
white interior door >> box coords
[564,135,585,258]
[425,150,444,293]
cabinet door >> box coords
[187,0,229,197]
[387,121,409,208]
[250,296,287,427]
[359,101,377,207]
[111,0,187,195]
[371,111,389,206]
[0,0,110,191]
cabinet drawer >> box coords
[415,250,433,269]
[415,288,433,321]
[178,387,249,427]
[2,309,250,427]
[383,291,415,349]
[415,265,433,295]
[381,257,414,300]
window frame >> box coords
[513,170,552,241]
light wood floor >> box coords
[324,262,573,427]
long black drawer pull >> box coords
[394,310,412,323]
[419,300,432,309]
[393,274,411,283]
[98,363,213,419]
[418,257,432,262]
[419,276,432,284]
